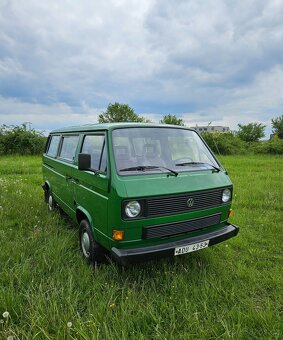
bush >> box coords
[201,132,246,155]
[0,124,47,155]
[251,140,283,155]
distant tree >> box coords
[271,115,283,139]
[98,102,150,123]
[237,122,266,142]
[160,114,185,126]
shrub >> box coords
[0,124,47,155]
[201,132,246,155]
[251,140,283,155]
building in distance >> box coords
[191,125,230,133]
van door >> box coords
[55,134,80,217]
[73,132,109,244]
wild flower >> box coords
[7,336,14,340]
[109,303,115,308]
[2,311,9,318]
[67,321,72,328]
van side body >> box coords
[42,123,239,265]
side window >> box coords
[47,135,61,157]
[59,135,79,161]
[81,135,107,172]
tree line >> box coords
[98,103,283,155]
[1,102,282,155]
[99,103,282,142]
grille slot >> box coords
[145,189,224,217]
[143,213,221,239]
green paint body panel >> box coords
[42,123,237,261]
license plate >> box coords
[174,240,210,256]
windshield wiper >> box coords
[119,165,178,177]
[175,162,221,172]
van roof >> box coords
[50,122,194,134]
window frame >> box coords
[111,126,223,176]
[46,134,61,158]
[57,134,80,164]
[80,132,108,174]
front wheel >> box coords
[79,219,105,265]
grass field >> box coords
[0,155,282,339]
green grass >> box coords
[0,155,282,339]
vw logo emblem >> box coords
[187,198,194,207]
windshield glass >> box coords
[112,127,220,175]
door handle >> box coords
[65,176,79,184]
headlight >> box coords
[125,201,141,218]
[222,188,231,202]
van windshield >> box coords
[112,127,221,175]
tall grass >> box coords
[0,155,282,339]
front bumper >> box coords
[111,223,239,266]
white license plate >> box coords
[174,240,210,256]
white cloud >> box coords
[0,0,282,137]
[0,97,102,134]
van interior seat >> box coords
[142,143,165,167]
[114,145,135,170]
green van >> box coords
[42,123,239,265]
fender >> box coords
[76,206,98,241]
[43,180,52,192]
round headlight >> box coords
[222,188,231,202]
[125,201,141,218]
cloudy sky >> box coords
[1,0,283,135]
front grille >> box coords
[145,188,225,217]
[142,213,221,239]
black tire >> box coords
[47,191,56,211]
[79,219,105,264]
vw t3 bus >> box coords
[42,123,239,265]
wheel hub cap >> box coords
[48,195,53,211]
[82,232,90,258]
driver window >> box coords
[81,135,107,172]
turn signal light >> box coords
[228,209,233,217]
[113,230,124,241]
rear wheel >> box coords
[79,219,105,264]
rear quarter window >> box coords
[46,135,61,157]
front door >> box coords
[73,132,109,244]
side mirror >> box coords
[78,153,91,170]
